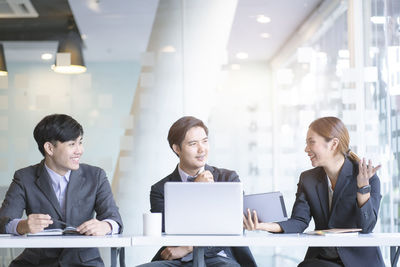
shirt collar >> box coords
[178,165,205,182]
[45,164,71,182]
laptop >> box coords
[164,182,243,235]
[243,191,288,223]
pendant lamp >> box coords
[52,31,86,74]
[0,44,8,76]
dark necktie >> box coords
[187,176,196,182]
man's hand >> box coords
[76,219,111,236]
[17,214,53,235]
[160,246,193,260]
[194,170,214,183]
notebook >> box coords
[243,191,288,223]
[164,182,243,235]
[27,226,80,236]
[306,228,362,236]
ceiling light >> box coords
[41,53,53,60]
[0,44,7,76]
[256,15,271,24]
[88,0,100,13]
[260,33,270,39]
[370,16,385,24]
[160,46,176,53]
[52,31,86,74]
[235,52,248,59]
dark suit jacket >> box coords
[150,164,257,267]
[0,160,123,267]
[278,158,384,267]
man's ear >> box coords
[330,138,339,152]
[43,141,54,156]
[172,144,180,157]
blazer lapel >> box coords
[34,161,63,219]
[65,168,85,223]
[330,158,352,217]
[169,165,183,182]
[315,167,329,223]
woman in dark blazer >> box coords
[244,116,384,267]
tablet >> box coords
[243,191,288,223]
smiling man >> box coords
[0,114,122,267]
[138,116,257,267]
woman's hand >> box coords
[356,158,381,208]
[243,209,261,230]
[357,158,381,188]
[243,209,283,232]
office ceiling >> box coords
[0,0,79,41]
[1,0,322,63]
[228,0,322,63]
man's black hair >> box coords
[167,116,208,156]
[33,114,84,156]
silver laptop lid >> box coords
[164,182,243,235]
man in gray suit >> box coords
[138,116,256,267]
[0,114,123,267]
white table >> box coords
[2,233,398,266]
[0,234,131,267]
[133,232,400,267]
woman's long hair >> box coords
[309,116,360,163]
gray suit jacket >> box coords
[0,160,123,267]
[150,164,257,267]
[278,158,384,267]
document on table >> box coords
[306,228,362,236]
[27,226,80,236]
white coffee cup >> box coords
[143,212,162,236]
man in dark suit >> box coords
[0,114,123,267]
[138,116,256,267]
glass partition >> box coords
[0,0,400,266]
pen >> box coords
[52,219,78,230]
[51,218,68,226]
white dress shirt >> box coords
[178,166,205,182]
